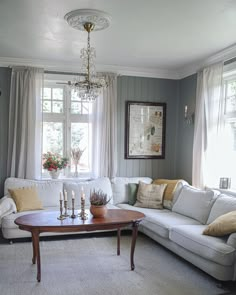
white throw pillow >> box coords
[172,185,219,224]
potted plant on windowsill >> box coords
[90,189,111,218]
[42,152,69,179]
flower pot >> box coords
[90,205,107,218]
[48,170,61,179]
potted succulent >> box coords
[90,189,111,218]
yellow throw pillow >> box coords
[134,181,167,209]
[153,179,181,209]
[8,187,43,212]
[203,211,236,236]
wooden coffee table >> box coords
[15,209,145,282]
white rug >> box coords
[0,233,233,295]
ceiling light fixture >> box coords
[64,9,111,101]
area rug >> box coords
[0,233,234,295]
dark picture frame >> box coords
[125,101,166,159]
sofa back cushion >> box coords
[5,178,63,207]
[206,194,236,224]
[63,177,113,207]
[172,185,219,224]
[111,177,153,205]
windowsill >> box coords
[41,176,92,181]
[210,187,236,197]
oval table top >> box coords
[14,209,145,230]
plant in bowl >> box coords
[90,189,111,218]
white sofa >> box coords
[1,176,236,282]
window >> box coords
[42,79,92,177]
[221,77,236,188]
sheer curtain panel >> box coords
[192,62,224,188]
[7,67,43,179]
[90,74,117,178]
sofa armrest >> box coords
[0,196,17,226]
[227,233,236,249]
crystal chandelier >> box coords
[64,9,111,101]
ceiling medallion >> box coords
[64,9,112,101]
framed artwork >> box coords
[125,101,166,159]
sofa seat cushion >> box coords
[117,203,169,215]
[170,225,235,266]
[2,208,54,229]
[117,204,200,238]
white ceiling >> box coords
[0,0,236,79]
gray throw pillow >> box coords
[128,183,139,205]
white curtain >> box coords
[7,67,43,179]
[192,62,224,188]
[90,74,117,178]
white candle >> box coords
[64,190,68,201]
[60,191,63,201]
[184,105,188,118]
[72,190,75,200]
[81,186,85,201]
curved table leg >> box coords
[31,230,41,282]
[31,231,36,264]
[117,228,121,256]
[130,221,140,271]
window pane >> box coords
[82,102,89,114]
[43,122,63,155]
[53,88,63,100]
[44,88,51,100]
[71,123,90,172]
[226,81,236,113]
[43,101,51,112]
[71,102,81,114]
[52,101,63,113]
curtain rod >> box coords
[224,57,236,66]
[44,70,85,77]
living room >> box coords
[0,1,236,294]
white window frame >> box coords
[42,74,92,178]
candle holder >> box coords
[80,198,88,220]
[57,200,66,220]
[63,200,70,217]
[70,198,76,219]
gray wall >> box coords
[0,68,11,196]
[0,69,197,195]
[117,76,180,179]
[176,74,197,184]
